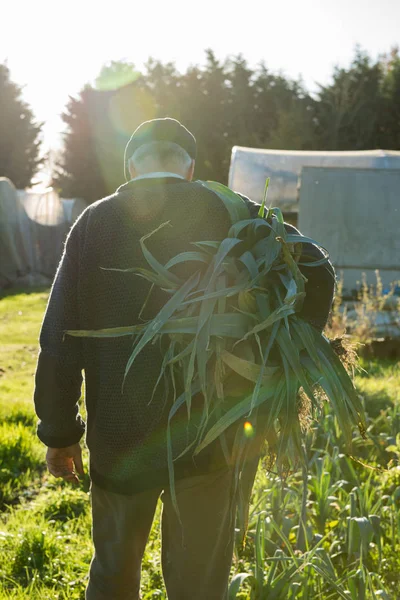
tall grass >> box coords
[327,270,400,346]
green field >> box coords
[0,290,399,599]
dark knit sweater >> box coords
[34,177,335,494]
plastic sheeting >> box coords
[0,177,86,289]
[0,179,27,287]
[228,148,400,212]
[298,166,400,291]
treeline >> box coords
[1,47,400,200]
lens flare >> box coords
[243,421,254,438]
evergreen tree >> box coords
[0,64,42,189]
[55,67,156,202]
[379,47,400,149]
[314,49,384,150]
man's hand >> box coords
[46,443,85,485]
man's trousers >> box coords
[85,467,237,600]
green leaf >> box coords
[239,251,259,280]
[249,320,280,414]
[309,564,352,599]
[253,232,282,271]
[229,573,252,599]
[270,213,287,243]
[181,283,247,306]
[185,341,197,419]
[150,340,175,405]
[255,292,270,319]
[195,237,243,296]
[242,304,295,340]
[258,176,270,218]
[192,240,220,254]
[208,237,243,285]
[221,350,279,384]
[275,326,316,402]
[228,218,272,239]
[269,207,284,224]
[123,271,200,384]
[198,180,251,224]
[187,278,219,418]
[300,356,353,449]
[65,324,145,338]
[316,332,364,410]
[290,318,321,368]
[166,340,195,365]
[228,219,255,238]
[286,233,324,245]
[308,328,365,432]
[277,236,306,294]
[286,233,329,256]
[100,266,179,291]
[255,512,266,586]
[167,382,201,517]
[139,221,184,288]
[164,251,210,269]
[298,256,330,268]
[194,377,281,454]
[159,313,251,338]
[276,356,301,462]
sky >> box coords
[2,0,400,151]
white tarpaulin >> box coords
[229,148,400,212]
[0,177,86,289]
[298,166,400,291]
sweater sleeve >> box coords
[235,192,336,332]
[34,210,88,448]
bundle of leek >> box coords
[67,180,366,529]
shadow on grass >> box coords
[363,391,395,419]
[0,286,50,300]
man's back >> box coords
[34,118,337,600]
[35,177,234,493]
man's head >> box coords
[124,118,196,181]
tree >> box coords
[268,101,317,150]
[142,50,234,182]
[54,87,109,202]
[378,47,400,149]
[314,49,384,150]
[95,60,141,91]
[55,63,155,202]
[179,50,233,182]
[0,64,42,189]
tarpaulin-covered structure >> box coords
[297,166,400,292]
[228,148,400,214]
[0,177,86,289]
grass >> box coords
[355,359,400,417]
[0,289,399,599]
[0,290,49,508]
[0,499,92,597]
[0,287,48,418]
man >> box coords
[34,118,335,600]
